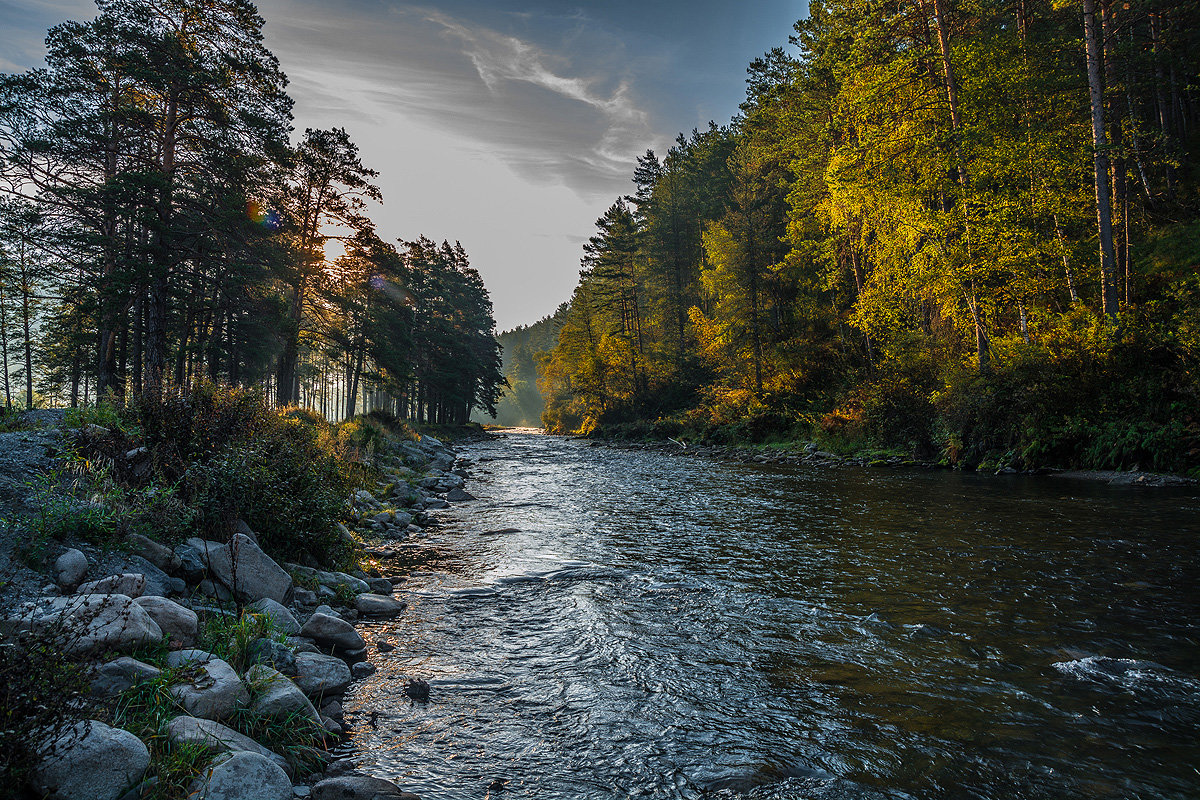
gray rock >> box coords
[195,752,292,800]
[375,639,395,653]
[295,787,312,798]
[4,594,163,654]
[166,651,250,720]
[206,534,293,604]
[246,637,298,675]
[234,519,259,544]
[54,549,89,588]
[127,534,182,575]
[321,715,343,736]
[353,593,406,618]
[185,538,225,565]
[33,720,151,800]
[320,699,343,722]
[424,498,449,510]
[286,636,321,654]
[76,573,146,598]
[247,598,302,635]
[392,510,413,527]
[127,555,185,597]
[366,578,393,595]
[166,716,292,778]
[446,488,475,502]
[311,774,421,800]
[351,661,376,678]
[197,578,234,602]
[133,595,197,647]
[293,652,352,699]
[293,588,319,606]
[300,612,364,652]
[174,544,207,583]
[315,571,370,594]
[312,604,340,619]
[246,664,321,723]
[90,656,162,699]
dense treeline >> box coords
[0,0,503,424]
[542,0,1200,474]
[490,311,565,427]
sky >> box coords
[1,0,806,330]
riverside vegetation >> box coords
[0,386,481,800]
[527,0,1200,477]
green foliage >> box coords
[195,610,285,674]
[109,383,358,565]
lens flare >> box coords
[246,200,280,231]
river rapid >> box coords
[344,430,1200,800]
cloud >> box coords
[256,0,669,198]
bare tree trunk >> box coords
[1083,0,1120,322]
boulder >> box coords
[300,612,365,652]
[127,555,185,597]
[205,534,292,604]
[367,578,394,595]
[76,573,145,598]
[293,652,352,699]
[351,661,376,679]
[197,578,234,602]
[174,544,207,583]
[246,664,321,723]
[90,656,162,699]
[311,774,420,800]
[246,638,298,676]
[293,588,319,606]
[4,594,162,654]
[133,596,197,646]
[127,534,182,575]
[32,720,150,800]
[166,716,291,777]
[194,751,291,800]
[315,571,370,594]
[54,549,89,588]
[446,488,475,502]
[353,594,406,618]
[166,650,250,720]
[247,598,301,635]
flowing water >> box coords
[344,430,1200,800]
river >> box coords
[343,430,1200,800]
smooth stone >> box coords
[366,578,393,595]
[166,716,292,778]
[293,652,352,699]
[205,534,293,604]
[375,639,395,653]
[127,534,182,575]
[321,715,343,736]
[4,594,162,654]
[33,720,150,800]
[446,488,475,502]
[194,752,291,800]
[127,555,184,597]
[133,595,198,646]
[300,612,365,652]
[293,588,319,606]
[246,664,321,723]
[91,656,162,699]
[76,573,145,598]
[311,774,420,800]
[247,598,302,635]
[197,578,234,602]
[351,661,376,678]
[166,651,250,720]
[353,593,406,618]
[54,549,89,588]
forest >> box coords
[538,0,1200,474]
[0,0,504,425]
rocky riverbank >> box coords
[0,410,478,800]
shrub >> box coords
[0,620,92,788]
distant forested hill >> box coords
[484,309,566,427]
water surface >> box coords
[345,431,1200,799]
